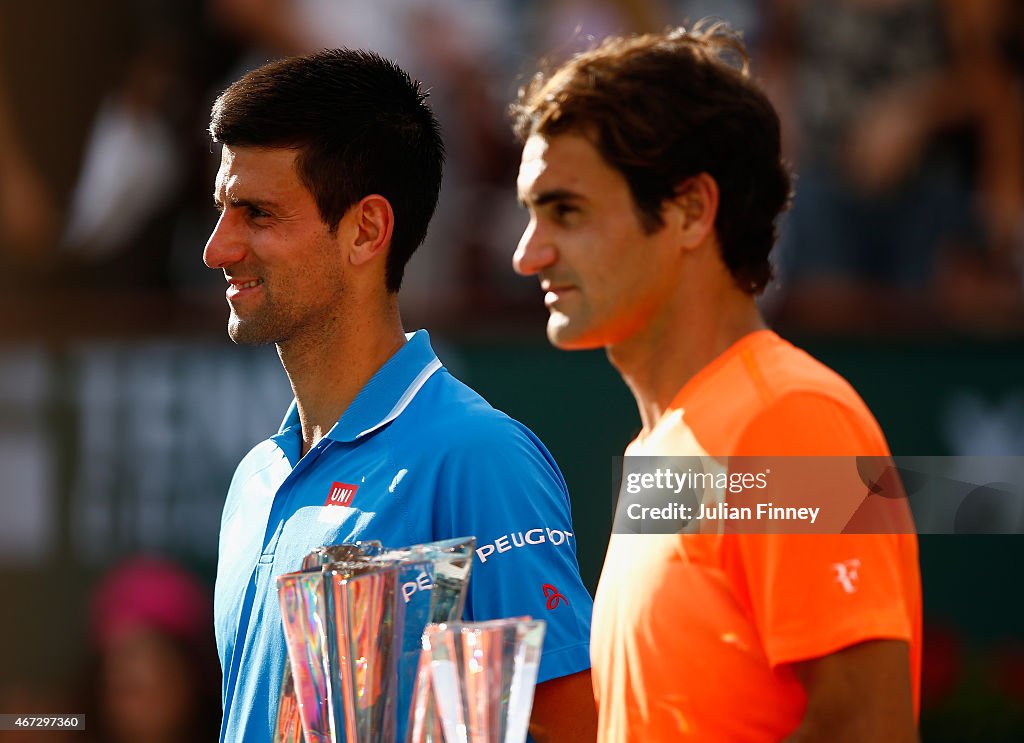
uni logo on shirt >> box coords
[325,482,358,508]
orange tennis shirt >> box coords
[591,330,922,741]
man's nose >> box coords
[203,210,246,269]
[513,220,557,276]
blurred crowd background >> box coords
[0,0,1022,740]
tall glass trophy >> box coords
[273,542,383,743]
[375,537,475,742]
[278,559,393,743]
[323,560,406,741]
[410,617,546,743]
[275,537,475,743]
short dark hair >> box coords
[512,22,791,294]
[210,49,445,292]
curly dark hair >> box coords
[512,21,792,294]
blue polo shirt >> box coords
[214,330,593,743]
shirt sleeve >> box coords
[431,415,593,683]
[726,391,920,668]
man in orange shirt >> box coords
[511,22,922,742]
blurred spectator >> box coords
[522,0,667,55]
[57,1,238,292]
[921,623,964,710]
[762,0,1024,332]
[61,40,186,266]
[918,630,1024,743]
[0,16,58,267]
[0,1,238,297]
[82,556,219,743]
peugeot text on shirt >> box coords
[475,528,576,563]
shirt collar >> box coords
[277,329,443,443]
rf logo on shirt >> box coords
[832,558,861,593]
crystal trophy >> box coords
[304,541,386,571]
[274,667,305,743]
[411,617,546,743]
[276,537,475,743]
[274,542,383,743]
[377,538,475,742]
[323,561,406,742]
[277,568,333,743]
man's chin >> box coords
[227,317,277,346]
[546,318,604,351]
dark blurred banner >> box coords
[0,341,291,569]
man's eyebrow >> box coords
[518,188,585,208]
[212,193,282,212]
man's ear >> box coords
[666,173,719,249]
[348,194,395,266]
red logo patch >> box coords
[542,583,567,610]
[324,482,358,508]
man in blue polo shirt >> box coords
[203,50,595,742]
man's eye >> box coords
[246,206,270,220]
[554,204,578,220]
